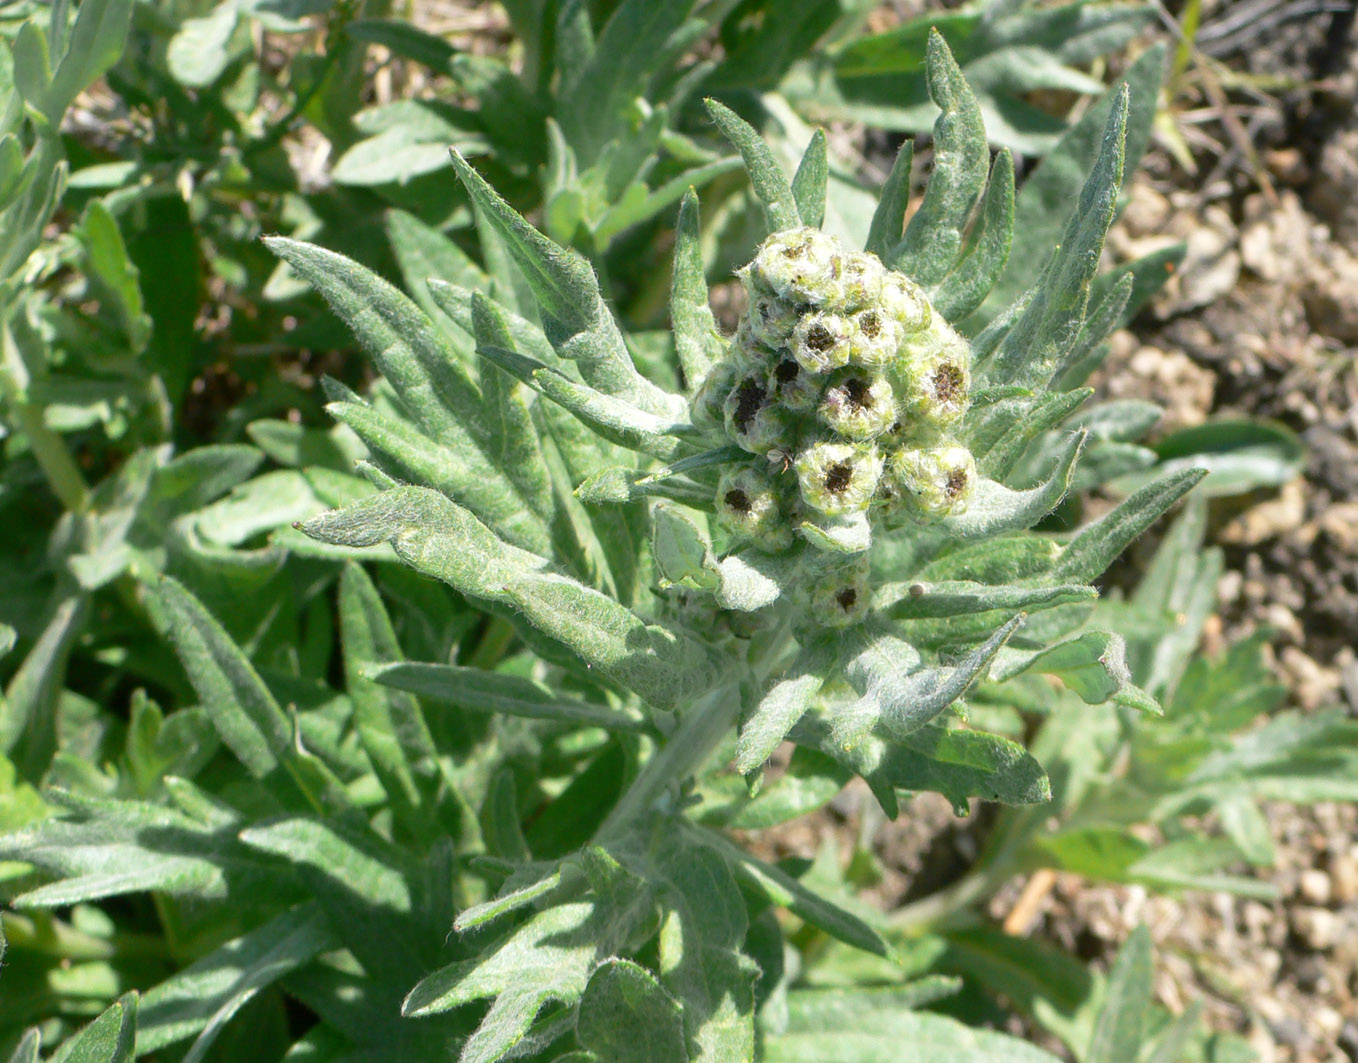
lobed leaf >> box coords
[735,640,835,775]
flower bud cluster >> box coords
[693,229,979,591]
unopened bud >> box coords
[795,440,882,516]
[838,250,886,311]
[749,227,844,305]
[899,323,972,429]
[767,355,822,412]
[791,311,854,375]
[724,372,793,454]
[715,466,793,551]
[888,441,977,520]
[691,357,742,433]
[847,306,904,368]
[817,369,895,441]
[745,290,801,349]
[806,555,872,627]
[880,272,932,336]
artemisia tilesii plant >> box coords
[7,24,1303,1063]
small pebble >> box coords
[1299,867,1333,906]
[1292,906,1343,950]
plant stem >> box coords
[594,681,742,841]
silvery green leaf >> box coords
[671,189,725,389]
[933,149,1015,322]
[764,995,1065,1063]
[42,0,134,123]
[993,631,1160,713]
[593,154,744,246]
[916,535,1062,585]
[835,616,1021,745]
[263,238,553,553]
[325,399,551,553]
[736,639,835,775]
[481,767,530,863]
[799,511,871,553]
[979,45,1166,326]
[1085,926,1151,1063]
[244,419,365,470]
[239,817,436,985]
[5,1029,39,1063]
[1071,399,1163,443]
[0,789,281,907]
[136,903,336,1057]
[478,344,693,462]
[700,830,887,957]
[0,591,86,774]
[447,147,683,418]
[339,564,472,846]
[1055,272,1134,386]
[943,430,1085,539]
[426,278,558,366]
[652,503,719,590]
[878,580,1096,620]
[384,207,488,326]
[967,390,1091,478]
[1052,467,1206,584]
[576,960,688,1063]
[703,98,800,232]
[300,487,714,709]
[984,87,1129,387]
[865,139,912,259]
[155,577,354,818]
[892,31,988,286]
[454,866,567,932]
[165,4,238,88]
[49,993,136,1063]
[575,466,714,510]
[368,661,648,733]
[790,128,828,229]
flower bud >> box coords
[806,555,872,627]
[790,310,854,375]
[691,357,742,433]
[838,250,886,311]
[749,227,844,305]
[745,290,801,349]
[899,323,972,429]
[794,440,882,516]
[767,355,821,412]
[887,441,977,520]
[724,372,794,454]
[817,369,895,441]
[715,466,793,551]
[880,271,932,336]
[847,306,903,368]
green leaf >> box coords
[892,30,988,286]
[477,343,692,462]
[300,487,714,709]
[0,787,282,907]
[155,577,354,818]
[1086,926,1151,1063]
[165,3,238,88]
[984,86,1129,386]
[980,45,1166,325]
[1113,419,1306,498]
[50,993,137,1063]
[837,616,1022,745]
[75,199,150,350]
[263,237,552,553]
[576,960,688,1063]
[703,98,800,232]
[764,994,1064,1062]
[651,503,718,590]
[736,640,834,775]
[790,128,828,230]
[1052,467,1206,584]
[671,189,724,390]
[45,0,134,122]
[865,139,913,260]
[0,592,86,778]
[878,580,1095,620]
[4,1030,39,1063]
[344,18,457,72]
[996,632,1160,711]
[339,563,470,846]
[447,148,682,418]
[933,149,1014,322]
[369,661,648,733]
[137,904,337,1057]
[944,430,1085,540]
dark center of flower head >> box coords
[842,377,872,411]
[724,489,751,514]
[835,587,858,611]
[933,362,964,404]
[824,461,854,494]
[774,359,800,384]
[805,323,835,352]
[733,378,766,433]
[781,243,808,261]
[945,466,969,499]
[859,310,881,339]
